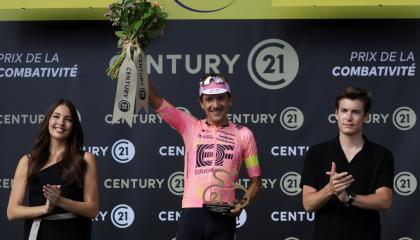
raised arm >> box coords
[123,38,162,110]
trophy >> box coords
[202,169,250,215]
[105,0,168,127]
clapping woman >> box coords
[7,99,99,240]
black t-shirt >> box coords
[301,136,394,240]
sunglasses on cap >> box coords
[199,75,228,86]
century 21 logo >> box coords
[175,0,236,12]
[111,139,136,163]
[248,39,299,90]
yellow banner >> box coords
[272,0,420,6]
[1,0,420,20]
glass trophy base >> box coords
[203,202,234,215]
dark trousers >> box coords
[176,208,236,240]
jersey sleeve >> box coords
[241,127,261,178]
[155,99,194,134]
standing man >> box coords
[301,86,394,240]
[149,73,262,240]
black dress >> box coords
[23,162,91,240]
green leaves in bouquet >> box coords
[106,0,168,79]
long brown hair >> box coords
[27,99,86,186]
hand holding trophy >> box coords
[202,169,250,216]
[105,0,168,127]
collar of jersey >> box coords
[204,120,229,128]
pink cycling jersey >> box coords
[156,99,261,208]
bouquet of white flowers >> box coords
[106,0,167,80]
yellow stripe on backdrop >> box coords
[272,0,420,6]
[2,0,420,20]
